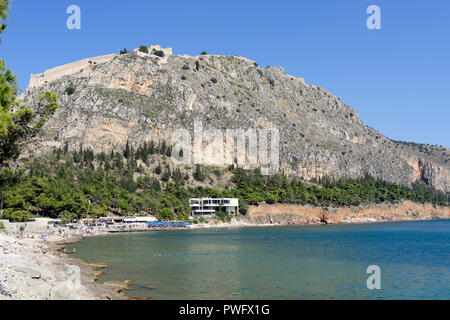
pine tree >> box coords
[124,140,130,159]
[155,162,162,175]
[149,140,155,154]
[151,178,161,193]
[73,150,79,163]
[172,168,184,186]
[165,145,172,157]
[160,140,167,155]
[193,164,205,182]
[78,143,84,165]
[161,165,171,182]
[63,142,69,155]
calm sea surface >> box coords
[68,220,450,299]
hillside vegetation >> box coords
[1,142,448,223]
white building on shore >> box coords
[189,198,239,217]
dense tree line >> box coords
[0,141,234,222]
[231,168,449,208]
[0,141,448,222]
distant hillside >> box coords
[19,45,450,192]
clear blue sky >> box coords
[1,0,449,147]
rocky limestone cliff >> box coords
[248,201,450,225]
[18,45,450,192]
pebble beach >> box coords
[0,218,128,300]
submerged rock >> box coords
[103,280,134,292]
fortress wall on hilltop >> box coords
[28,54,116,88]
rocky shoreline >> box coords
[0,219,129,300]
[247,201,450,225]
[1,200,449,300]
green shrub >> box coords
[119,48,129,54]
[213,168,222,178]
[139,46,149,53]
[239,201,249,215]
[6,210,31,223]
[182,64,190,70]
[90,205,108,218]
[210,78,218,84]
[117,199,131,214]
[201,51,208,55]
[181,75,187,80]
[65,87,75,96]
[158,208,174,221]
[59,210,78,225]
[0,221,5,230]
[153,50,164,57]
[215,210,230,222]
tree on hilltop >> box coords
[139,45,149,53]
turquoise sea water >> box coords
[68,220,450,299]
